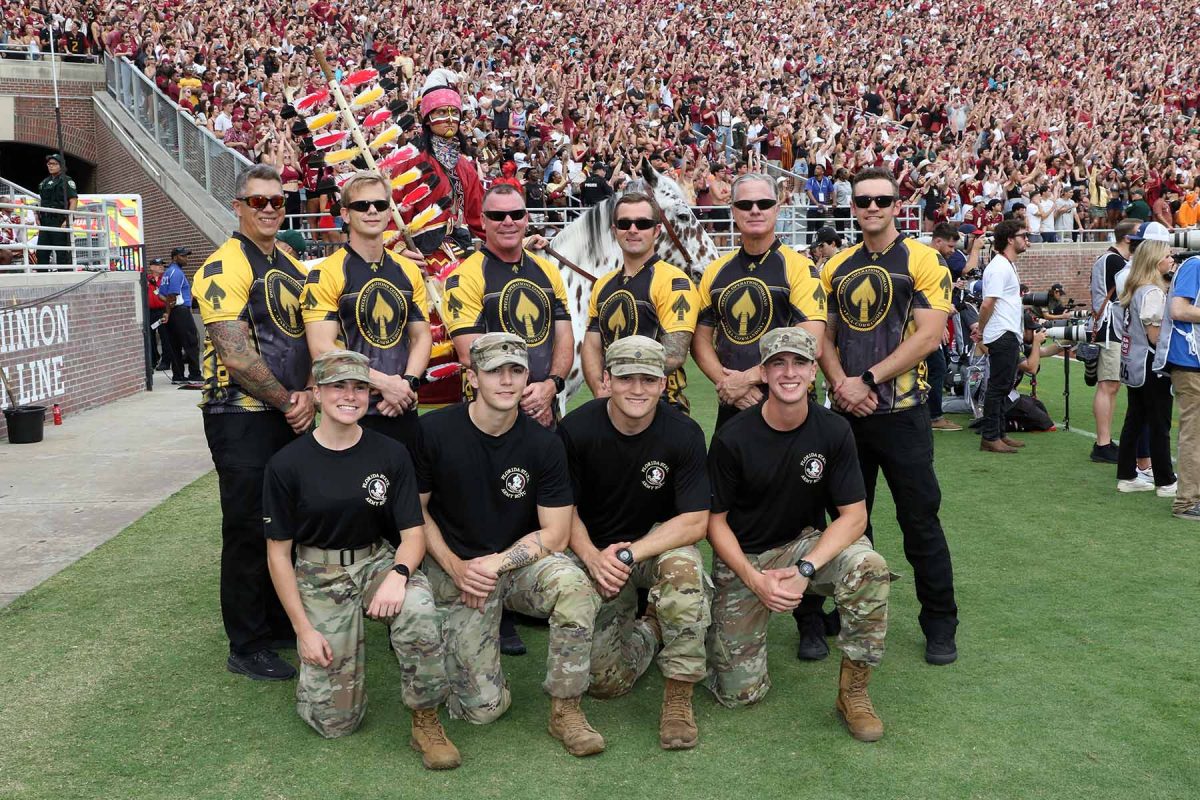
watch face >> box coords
[799,561,815,578]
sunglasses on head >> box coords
[852,194,897,209]
[483,208,528,222]
[732,198,778,211]
[614,217,657,230]
[237,194,285,210]
[345,199,390,213]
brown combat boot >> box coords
[660,678,698,750]
[835,656,884,742]
[548,696,606,756]
[410,707,461,770]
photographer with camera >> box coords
[1153,249,1200,520]
[1114,239,1178,497]
[1087,219,1140,464]
[971,220,1029,454]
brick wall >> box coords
[0,71,105,166]
[0,272,144,440]
[1014,242,1109,305]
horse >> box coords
[544,161,720,405]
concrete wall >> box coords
[0,272,145,440]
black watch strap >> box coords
[861,370,877,389]
[549,375,565,394]
[403,374,421,392]
[392,563,411,579]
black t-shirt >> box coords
[263,429,424,549]
[559,399,710,548]
[414,404,573,559]
[709,402,865,554]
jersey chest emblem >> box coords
[599,289,639,344]
[717,277,773,345]
[801,453,826,484]
[363,473,389,506]
[836,265,893,332]
[501,467,531,499]
[641,460,669,490]
[356,278,409,348]
[264,269,305,338]
[499,279,552,346]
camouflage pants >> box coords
[294,545,446,738]
[423,553,600,724]
[569,545,711,697]
[706,528,889,708]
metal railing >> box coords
[105,55,252,207]
[0,199,124,272]
[278,202,925,260]
[0,42,100,63]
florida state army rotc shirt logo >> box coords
[801,453,826,484]
[501,467,530,499]
[641,460,669,490]
[363,473,390,506]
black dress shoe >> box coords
[227,649,297,681]
[822,607,841,637]
[924,635,958,666]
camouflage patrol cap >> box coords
[470,332,528,371]
[759,327,817,365]
[605,335,666,378]
[312,349,373,385]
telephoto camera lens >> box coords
[1022,291,1051,306]
[1044,322,1089,342]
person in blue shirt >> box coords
[158,247,202,384]
[1154,255,1200,520]
[805,164,834,239]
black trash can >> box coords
[4,405,46,444]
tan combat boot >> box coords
[835,656,884,742]
[660,678,699,750]
[410,707,461,769]
[548,696,606,756]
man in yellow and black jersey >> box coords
[442,184,573,429]
[192,164,315,682]
[817,166,959,667]
[303,171,432,452]
[583,192,699,413]
[693,173,827,430]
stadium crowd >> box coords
[5,0,1200,231]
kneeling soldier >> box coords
[560,336,711,749]
[705,328,890,741]
[263,350,458,768]
[414,333,605,756]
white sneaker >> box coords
[1157,482,1178,498]
[1117,479,1155,493]
[1135,468,1154,487]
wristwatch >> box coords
[549,375,566,395]
[402,374,421,392]
[391,563,411,580]
[615,547,635,566]
[797,560,816,579]
[861,370,877,390]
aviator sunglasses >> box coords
[237,194,285,210]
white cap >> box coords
[1131,221,1172,243]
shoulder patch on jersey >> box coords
[445,274,460,290]
[671,277,691,291]
[203,261,223,278]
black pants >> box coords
[165,307,201,380]
[360,411,420,453]
[1117,372,1176,485]
[926,346,948,418]
[38,225,72,266]
[204,411,299,655]
[148,308,164,367]
[982,332,1020,441]
[847,404,958,638]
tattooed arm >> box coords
[207,320,292,410]
[659,330,693,375]
[486,503,572,574]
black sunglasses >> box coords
[852,194,897,209]
[614,217,657,230]
[732,198,778,211]
[483,209,528,222]
[345,199,390,213]
[237,194,285,210]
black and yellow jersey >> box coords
[821,235,952,415]
[441,247,571,382]
[588,257,699,411]
[193,232,312,413]
[696,240,825,372]
[301,244,428,413]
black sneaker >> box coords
[1090,442,1119,464]
[796,612,829,661]
[924,635,958,666]
[227,649,297,681]
[1173,503,1200,521]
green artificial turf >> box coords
[1,360,1197,800]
